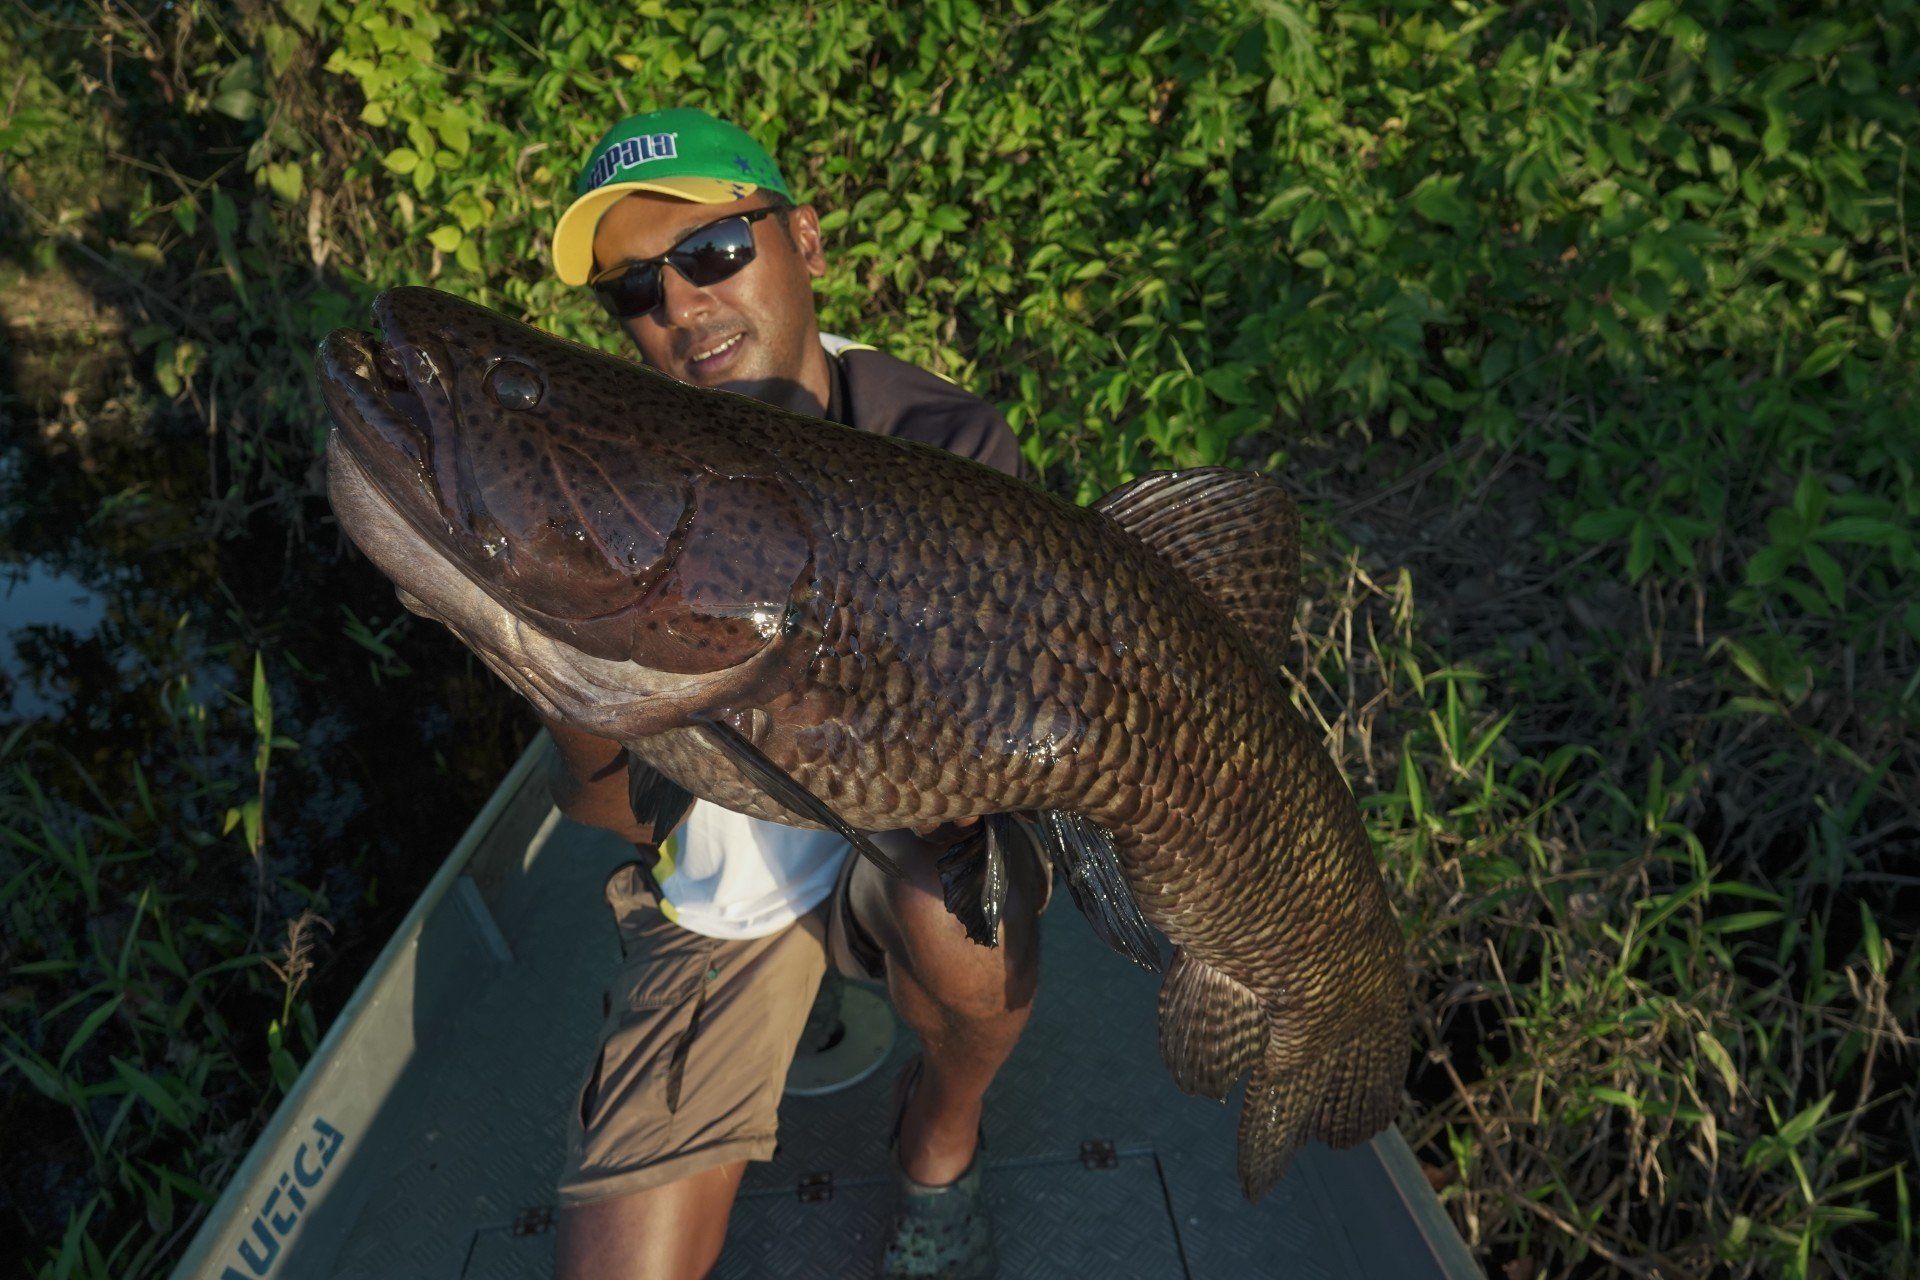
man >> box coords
[541,107,1045,1280]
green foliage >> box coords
[0,703,321,1280]
[1308,560,1916,1280]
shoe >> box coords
[878,1057,997,1279]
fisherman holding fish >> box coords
[322,101,1408,1280]
[541,108,1035,1280]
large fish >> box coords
[318,286,1408,1198]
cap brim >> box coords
[552,178,759,286]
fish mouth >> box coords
[316,325,459,523]
[324,435,714,733]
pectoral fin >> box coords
[626,757,695,844]
[1028,810,1161,972]
[696,719,906,880]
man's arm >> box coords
[546,709,969,846]
[542,716,657,843]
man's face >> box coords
[591,190,828,406]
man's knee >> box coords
[555,1161,745,1280]
[855,829,1042,1016]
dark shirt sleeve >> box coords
[944,403,1025,480]
[837,349,1027,481]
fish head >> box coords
[319,286,818,737]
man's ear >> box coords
[785,204,828,279]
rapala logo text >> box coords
[219,1117,345,1278]
[586,132,679,189]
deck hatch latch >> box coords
[512,1206,554,1236]
[1079,1139,1118,1170]
[797,1171,834,1203]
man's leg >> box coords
[849,826,1044,1184]
[554,860,831,1279]
[554,1162,744,1280]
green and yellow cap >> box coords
[552,107,792,286]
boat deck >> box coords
[172,739,1481,1279]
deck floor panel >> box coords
[325,816,1468,1279]
[717,1154,1186,1279]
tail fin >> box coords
[1158,949,1407,1200]
[1235,1014,1407,1201]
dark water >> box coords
[0,352,532,1251]
[0,557,108,718]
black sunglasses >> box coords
[589,205,787,320]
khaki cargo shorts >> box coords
[557,831,1048,1206]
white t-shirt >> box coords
[654,801,851,939]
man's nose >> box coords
[658,263,716,329]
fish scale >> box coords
[318,287,1408,1200]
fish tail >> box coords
[1236,1005,1406,1202]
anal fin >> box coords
[696,719,906,879]
[1157,948,1265,1100]
[1028,810,1161,972]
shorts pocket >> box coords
[620,931,723,1010]
[577,1044,606,1130]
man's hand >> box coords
[909,816,981,844]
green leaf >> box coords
[384,147,421,175]
[1200,364,1258,405]
[1,1045,69,1102]
[1814,517,1897,545]
[436,115,471,155]
[1762,98,1790,158]
[1803,543,1845,606]
[60,995,124,1070]
[111,1058,191,1130]
[1697,1031,1740,1096]
[1571,508,1636,541]
[1623,0,1675,29]
[1797,342,1850,379]
[429,225,465,253]
[1626,517,1656,579]
[1409,175,1473,228]
[251,653,271,741]
[1706,910,1785,934]
[265,162,304,204]
[211,90,258,121]
[1745,543,1791,586]
[1860,903,1886,977]
[1775,1094,1834,1147]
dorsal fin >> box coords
[1094,467,1300,670]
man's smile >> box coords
[686,331,747,378]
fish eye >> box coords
[486,359,544,410]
